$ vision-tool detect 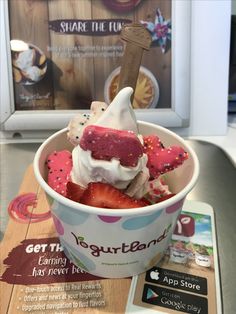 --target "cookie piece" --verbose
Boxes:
[67,101,108,146]
[143,135,188,178]
[80,125,143,167]
[46,150,72,196]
